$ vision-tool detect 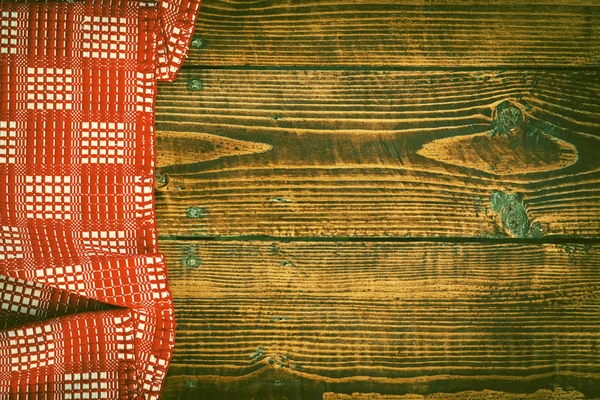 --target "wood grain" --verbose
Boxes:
[157,131,272,167]
[185,0,600,68]
[159,240,600,399]
[160,5,600,398]
[322,389,591,399]
[155,69,600,238]
[417,131,579,175]
[323,387,584,400]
